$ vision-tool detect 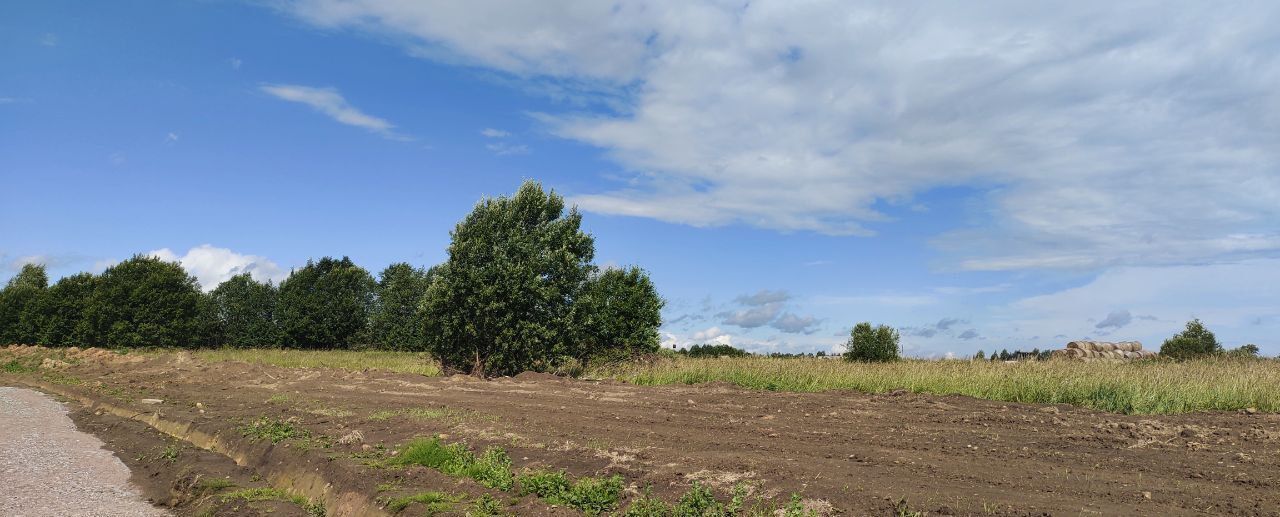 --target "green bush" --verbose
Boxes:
[277,257,376,349]
[676,481,724,516]
[34,272,97,347]
[0,264,48,345]
[371,263,434,351]
[843,322,900,362]
[86,255,205,348]
[421,181,596,376]
[1159,319,1223,360]
[210,273,283,348]
[571,266,665,362]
